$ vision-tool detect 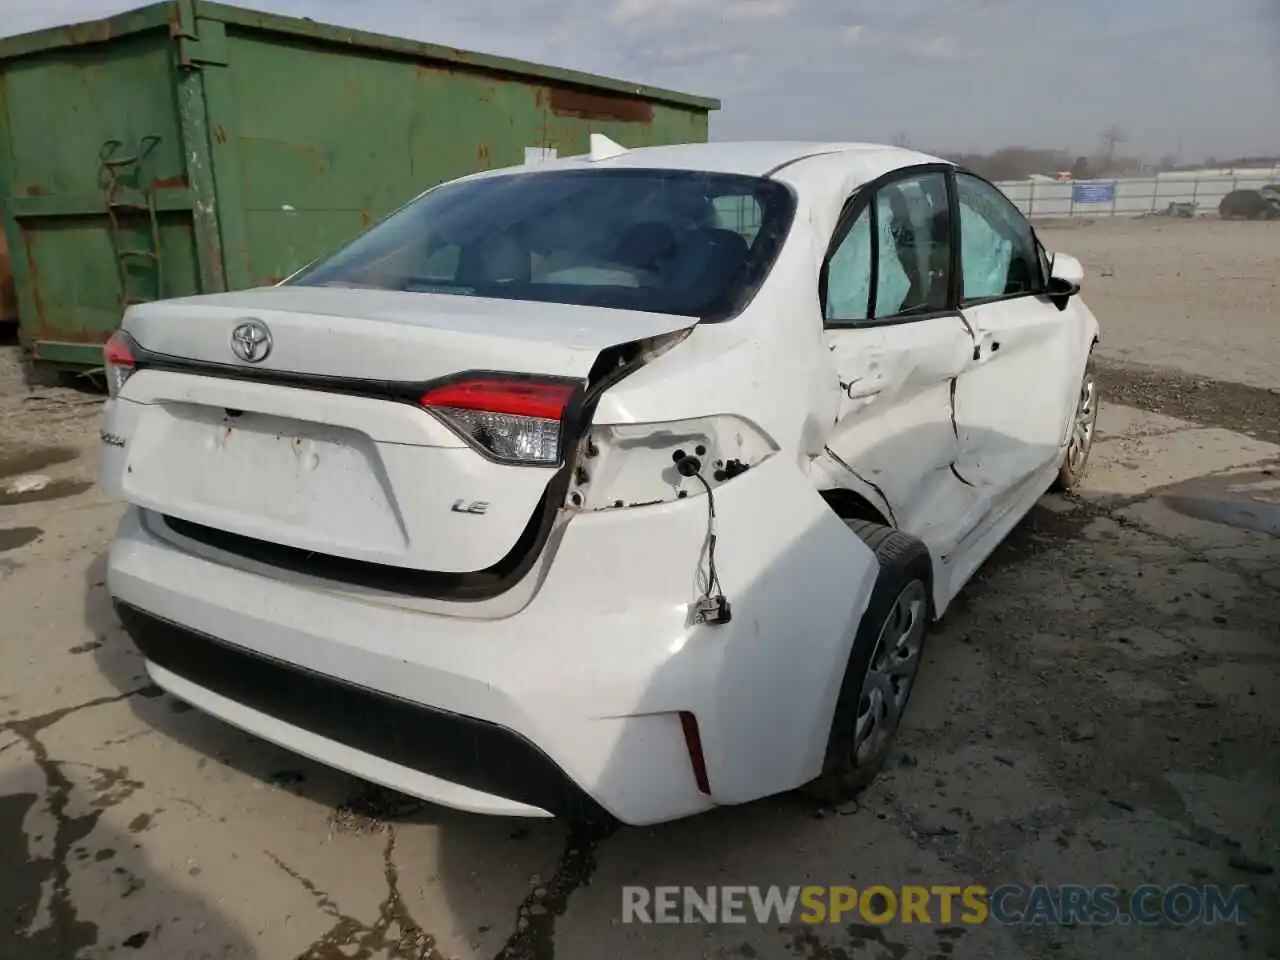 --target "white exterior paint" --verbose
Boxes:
[100,140,1100,825]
